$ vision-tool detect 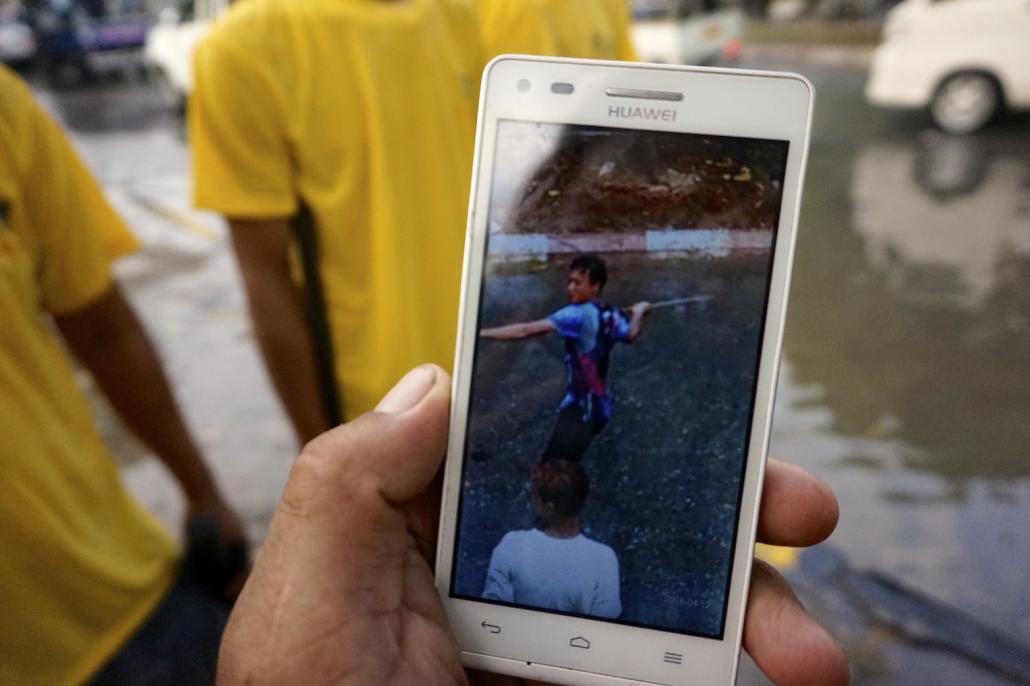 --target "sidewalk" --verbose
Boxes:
[488,228,771,259]
[741,42,874,69]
